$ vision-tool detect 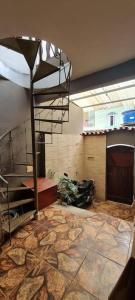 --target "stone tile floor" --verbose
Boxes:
[89,200,135,221]
[0,204,134,300]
